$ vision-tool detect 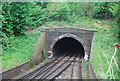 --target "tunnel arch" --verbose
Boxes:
[49,33,87,58]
